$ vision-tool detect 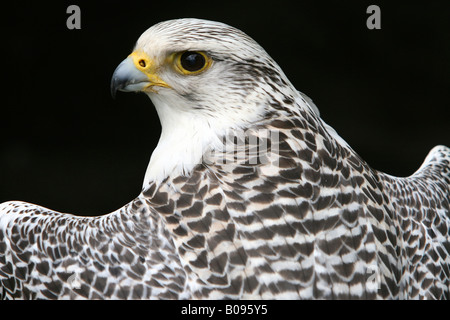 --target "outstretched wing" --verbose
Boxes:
[0,199,187,299]
[378,145,450,299]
